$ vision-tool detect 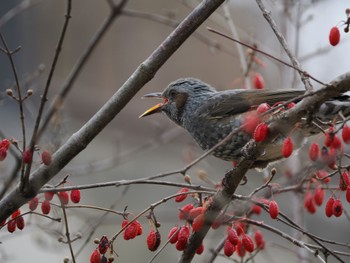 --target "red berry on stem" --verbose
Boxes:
[58,191,69,205]
[304,191,316,214]
[236,240,246,257]
[313,187,325,206]
[256,103,270,114]
[7,220,16,233]
[254,230,265,249]
[269,200,279,219]
[196,243,204,255]
[254,123,269,142]
[168,227,179,244]
[189,207,204,219]
[175,188,189,202]
[224,238,235,257]
[242,234,254,252]
[309,143,319,161]
[346,187,350,203]
[0,139,10,150]
[41,200,51,214]
[342,125,350,144]
[90,249,101,263]
[16,216,25,230]
[192,214,205,232]
[242,112,261,134]
[282,137,293,158]
[147,229,161,251]
[253,73,265,89]
[227,227,239,245]
[98,235,109,254]
[178,203,194,220]
[339,171,350,190]
[329,26,340,46]
[325,197,335,217]
[333,199,343,217]
[28,197,39,211]
[11,209,21,219]
[44,191,54,201]
[70,189,81,203]
[316,170,330,183]
[251,204,262,215]
[22,149,33,164]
